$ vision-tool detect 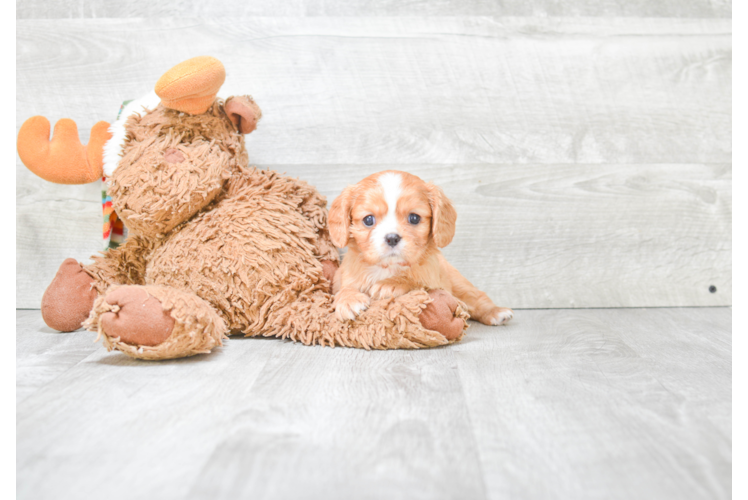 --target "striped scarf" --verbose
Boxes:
[101,100,131,249]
